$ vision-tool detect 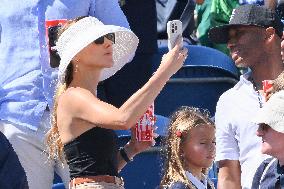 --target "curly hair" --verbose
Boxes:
[160,106,215,188]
